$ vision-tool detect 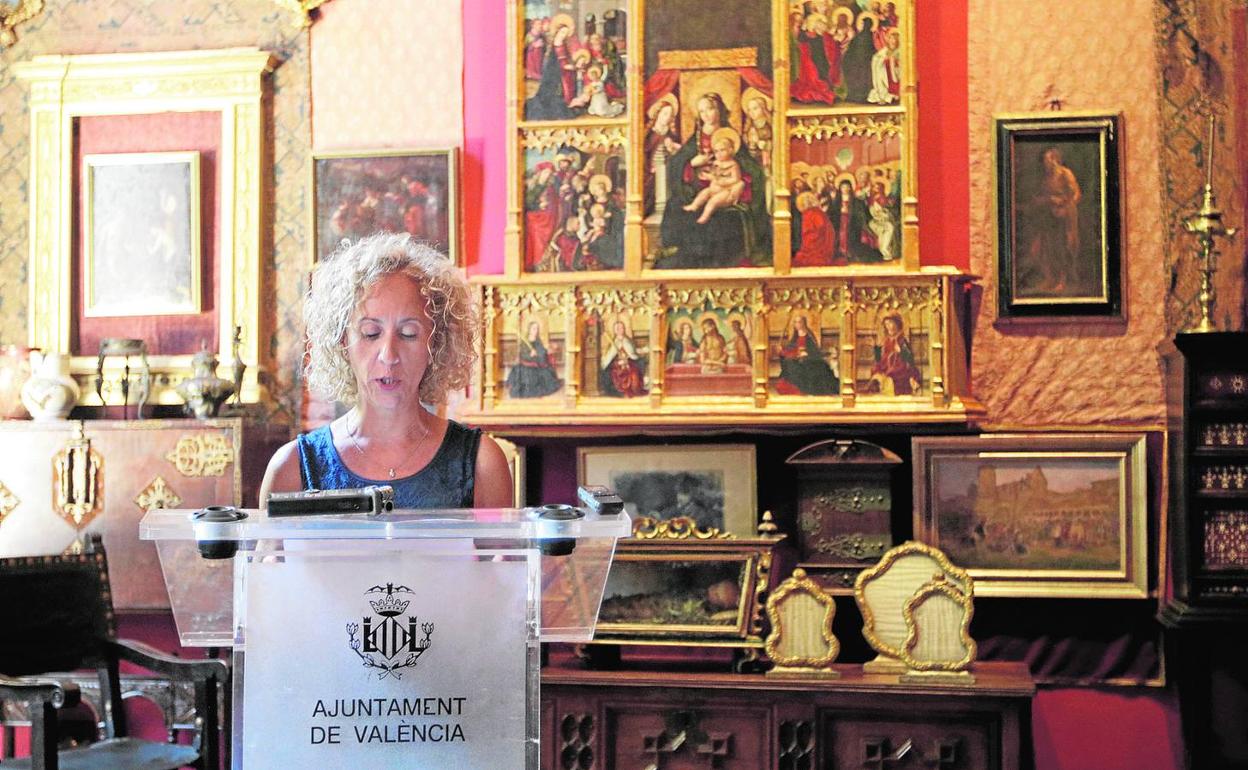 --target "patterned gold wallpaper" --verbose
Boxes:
[0,0,311,420]
[968,0,1169,428]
